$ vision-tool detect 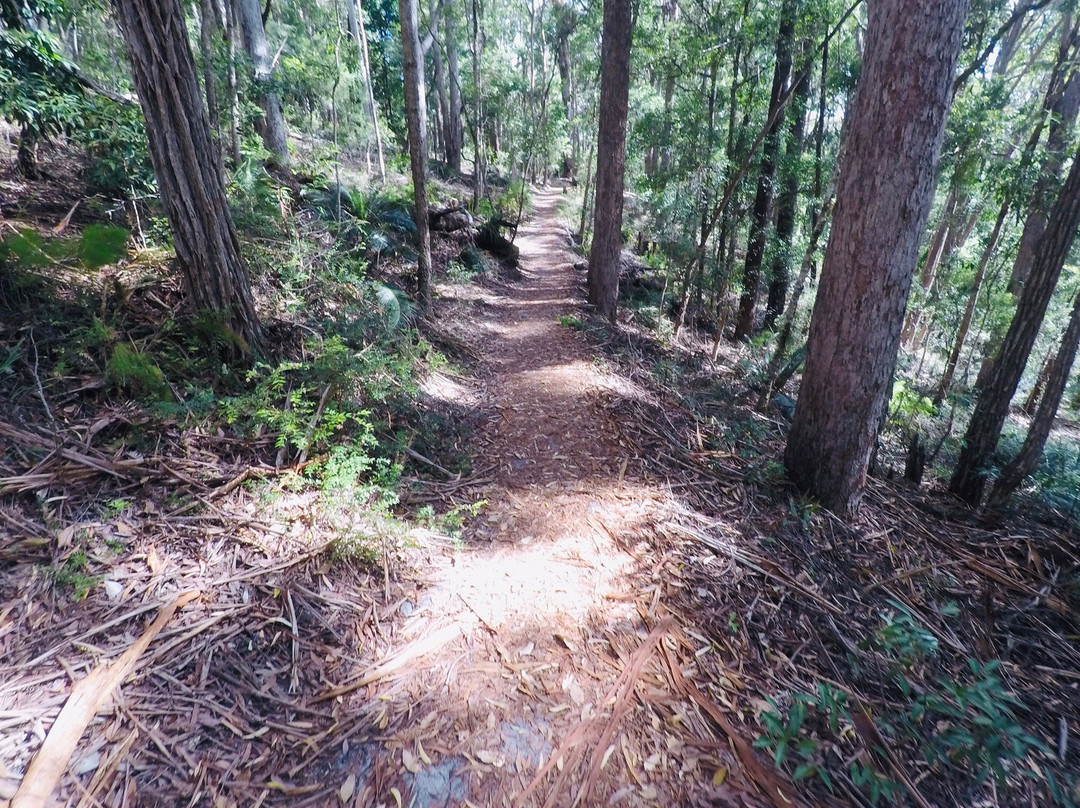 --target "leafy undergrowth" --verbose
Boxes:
[558,279,1080,807]
[0,155,493,573]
